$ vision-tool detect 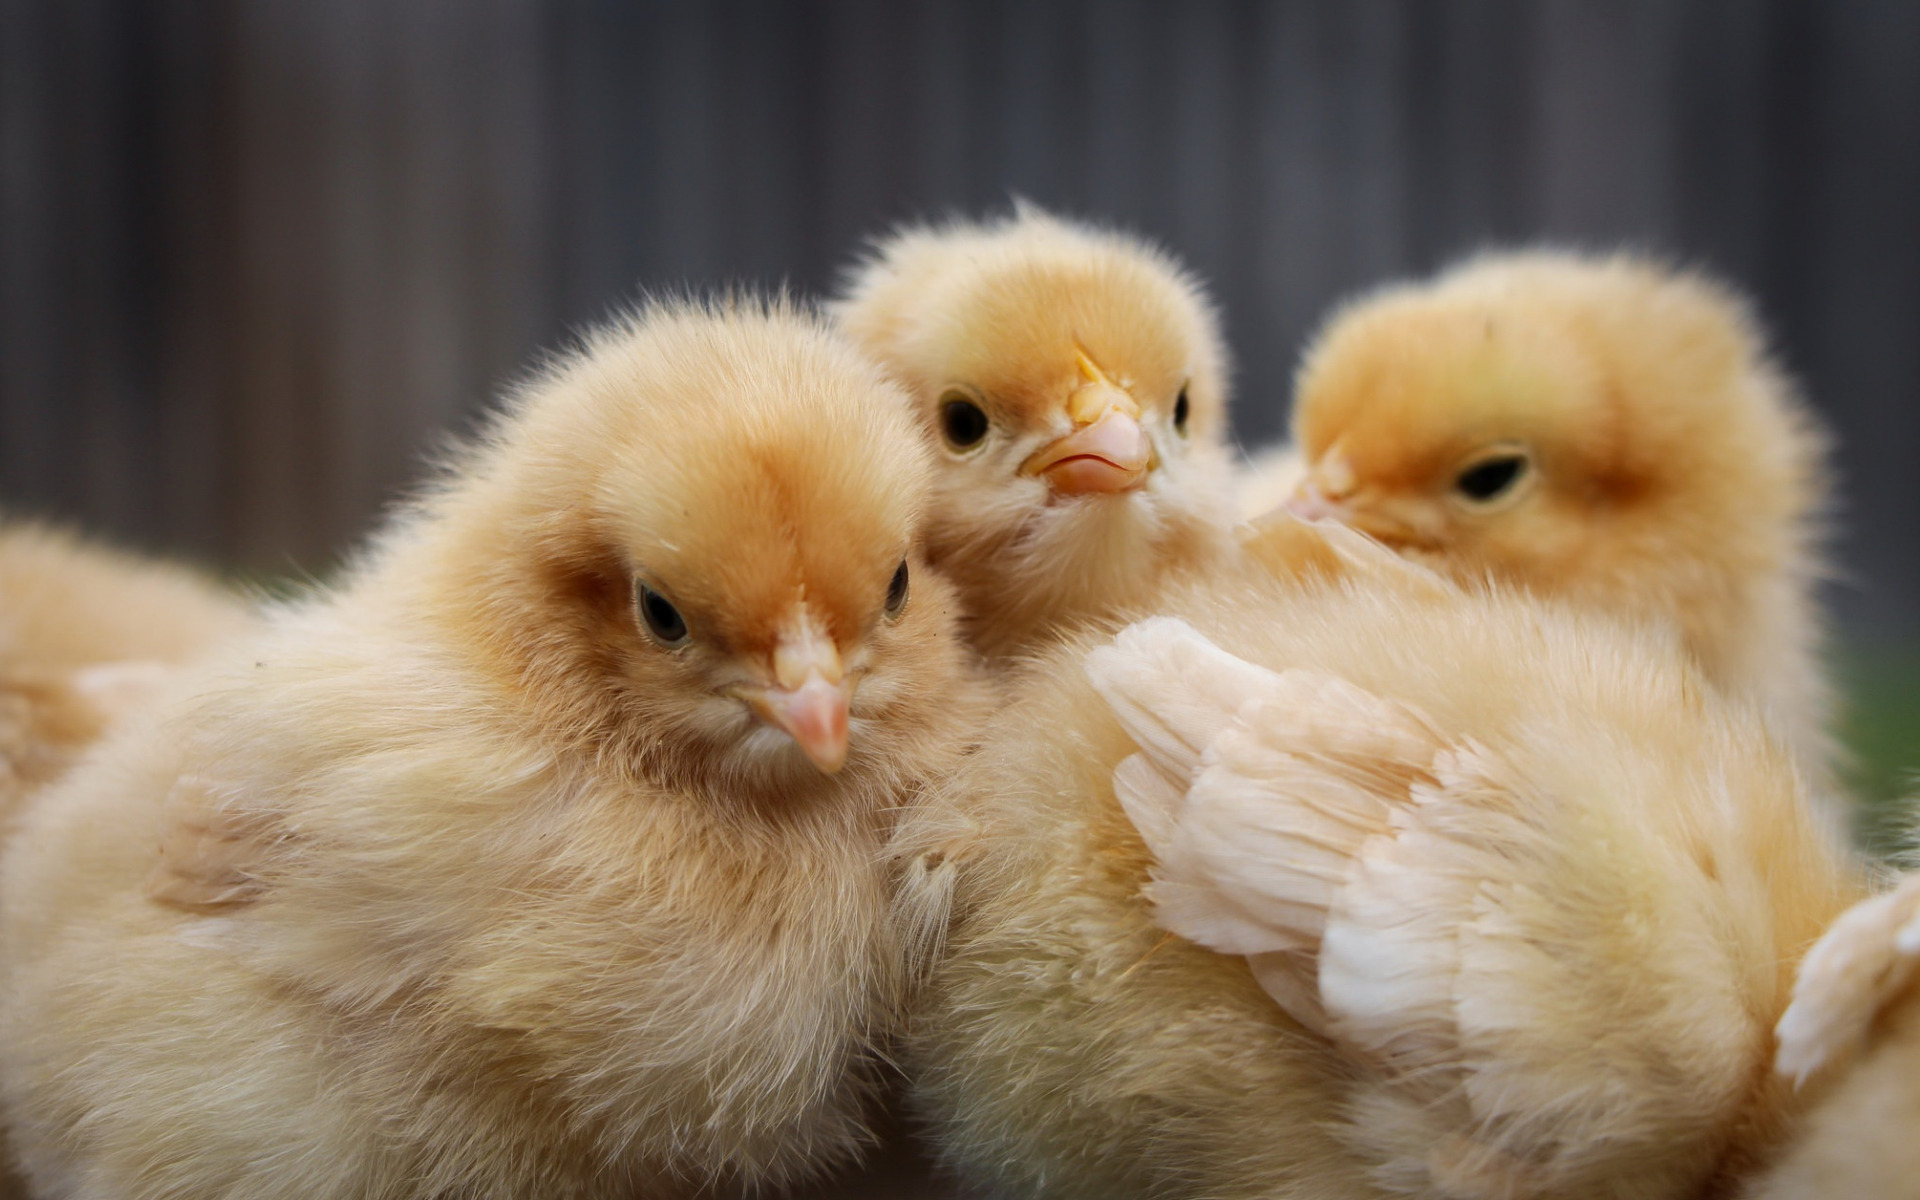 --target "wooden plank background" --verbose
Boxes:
[3,0,1918,640]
